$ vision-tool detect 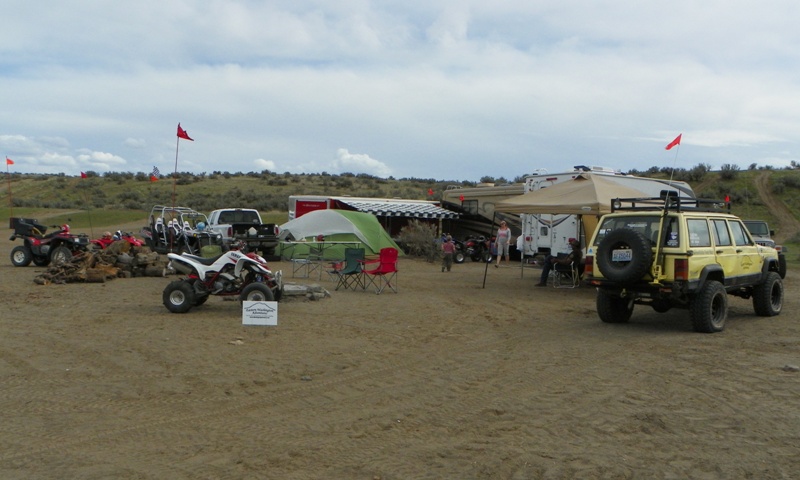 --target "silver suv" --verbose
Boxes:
[584,195,784,333]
